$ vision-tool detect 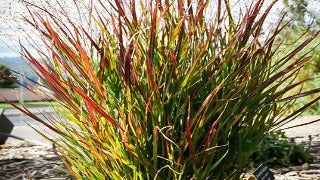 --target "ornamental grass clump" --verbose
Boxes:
[13,0,320,179]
